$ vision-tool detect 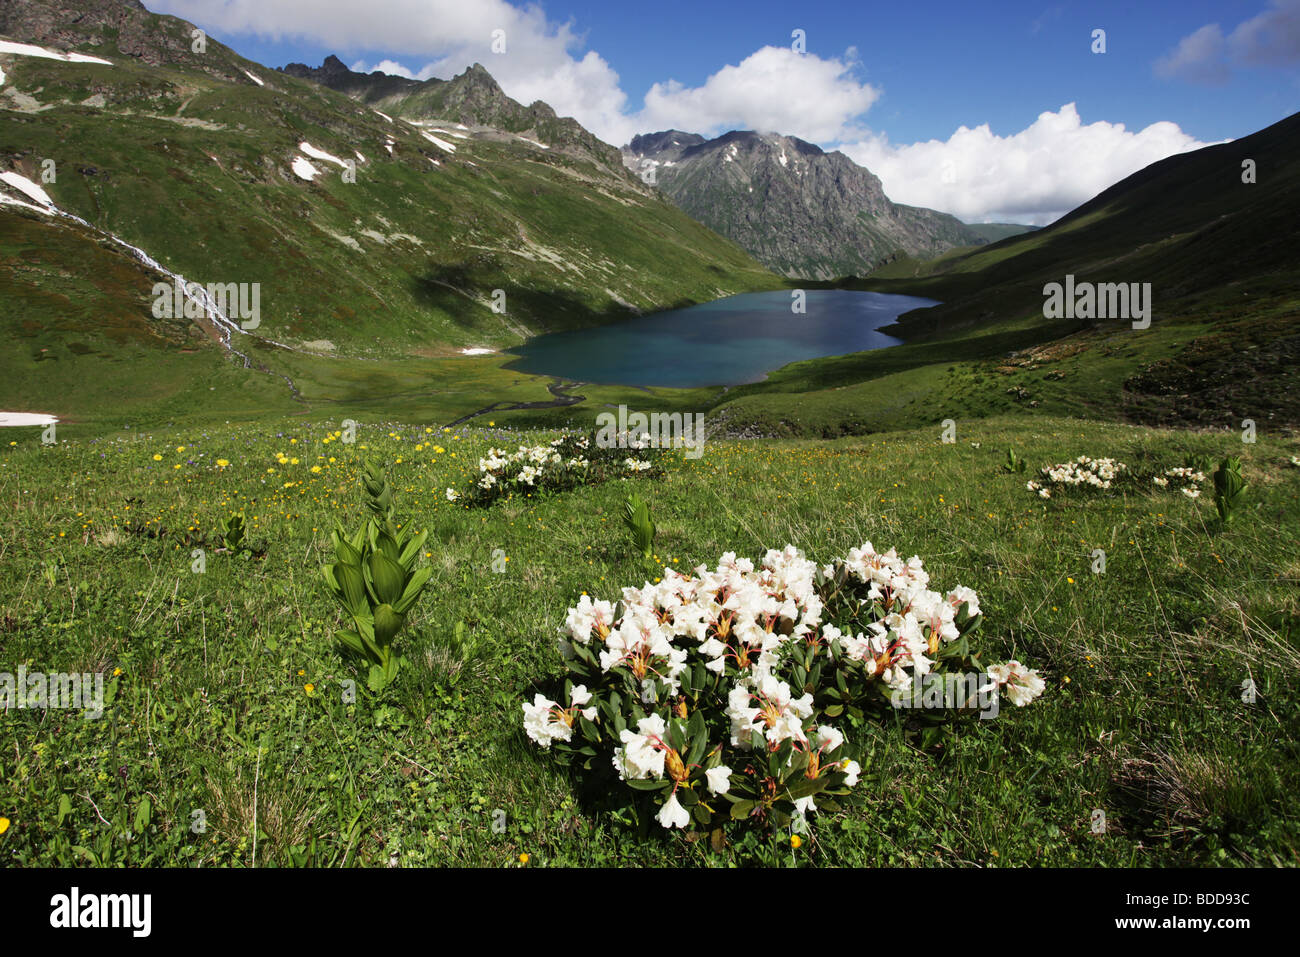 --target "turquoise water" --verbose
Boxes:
[503,289,938,387]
